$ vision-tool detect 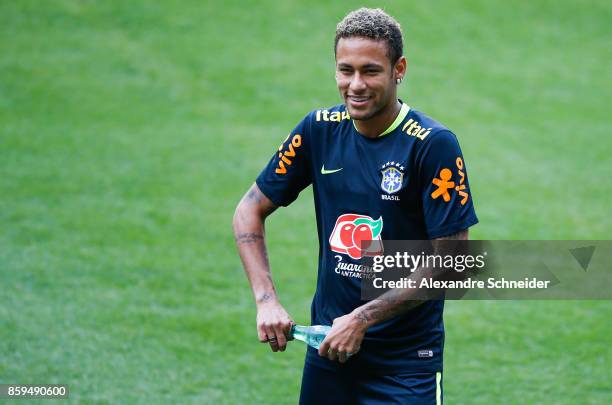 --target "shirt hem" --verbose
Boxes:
[305,350,443,375]
[428,216,479,239]
[255,178,287,207]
